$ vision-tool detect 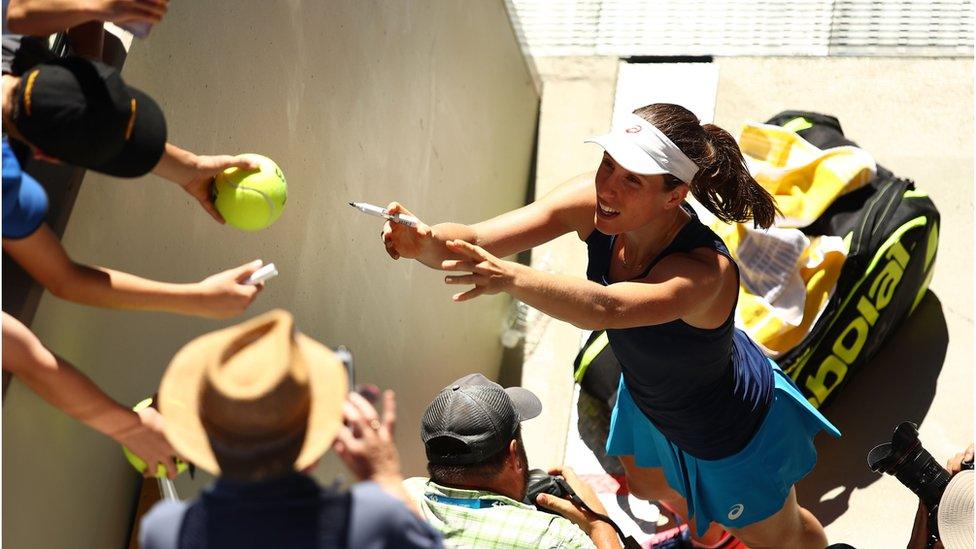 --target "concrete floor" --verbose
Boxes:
[519,56,973,549]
